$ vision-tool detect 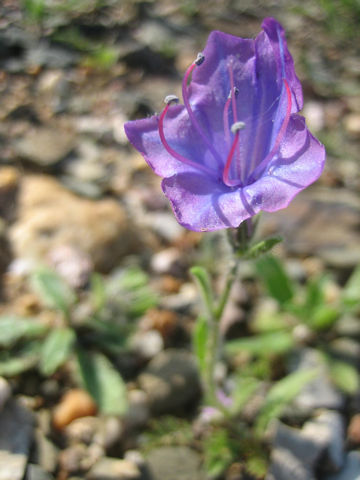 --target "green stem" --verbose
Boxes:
[205,257,240,406]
